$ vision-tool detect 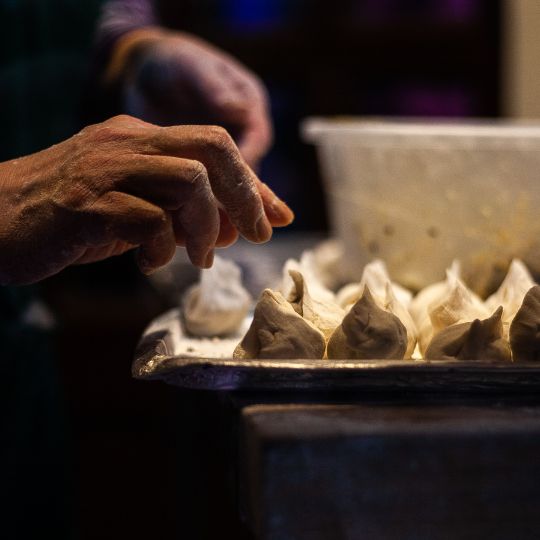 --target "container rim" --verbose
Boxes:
[302,117,540,143]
